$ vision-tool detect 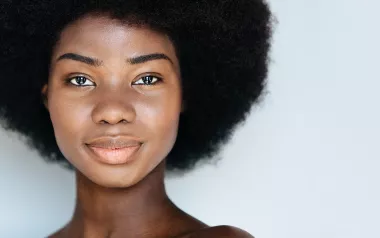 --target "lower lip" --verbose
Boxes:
[86,144,141,165]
